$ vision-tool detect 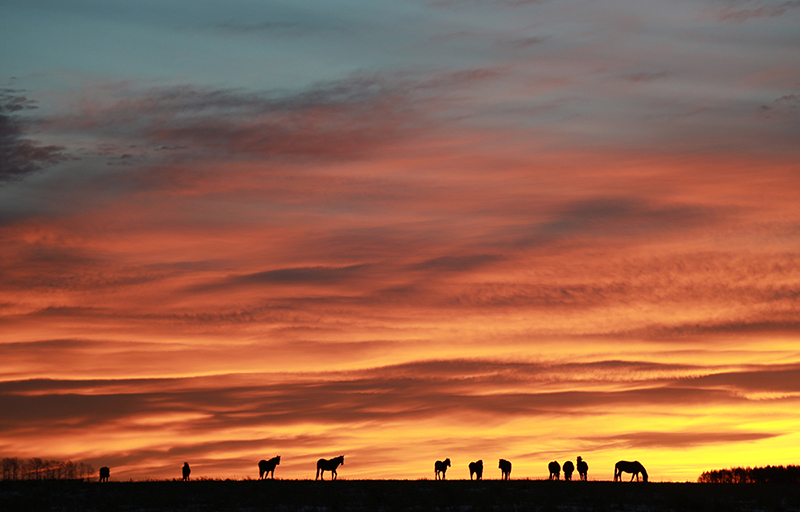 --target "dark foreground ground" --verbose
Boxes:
[3,479,800,512]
